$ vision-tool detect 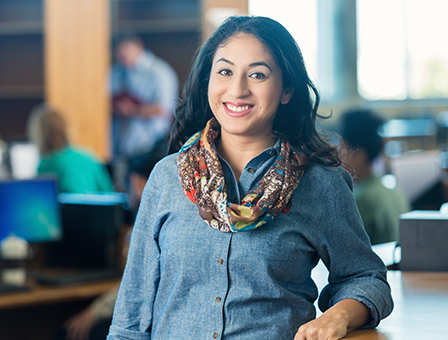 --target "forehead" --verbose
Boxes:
[213,33,275,63]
